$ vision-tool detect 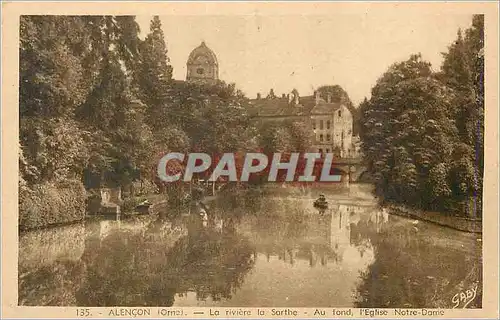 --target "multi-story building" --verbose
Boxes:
[310,91,353,157]
[250,89,356,157]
